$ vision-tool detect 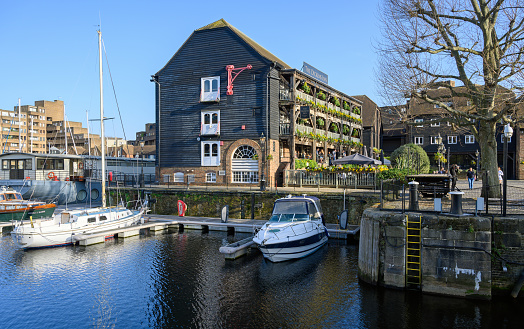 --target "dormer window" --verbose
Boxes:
[201,110,220,135]
[201,76,220,102]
